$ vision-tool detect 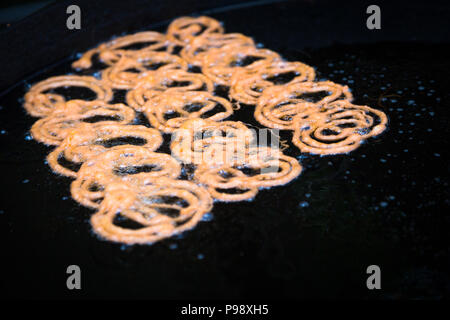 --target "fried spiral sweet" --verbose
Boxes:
[101,51,188,89]
[72,31,174,69]
[292,100,388,155]
[170,118,255,166]
[136,68,214,93]
[254,81,353,130]
[90,178,213,244]
[24,75,113,117]
[71,146,181,209]
[31,100,135,145]
[47,123,163,178]
[194,147,302,201]
[180,32,254,65]
[229,61,316,105]
[22,15,388,245]
[142,91,234,133]
[201,44,281,85]
[126,69,215,112]
[167,16,224,46]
